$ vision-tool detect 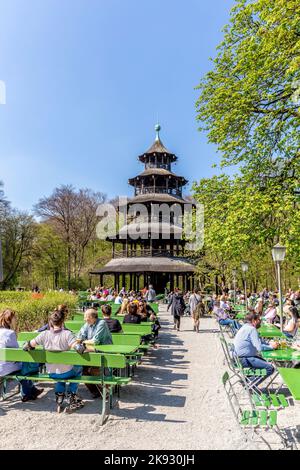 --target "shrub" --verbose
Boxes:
[0,292,78,331]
